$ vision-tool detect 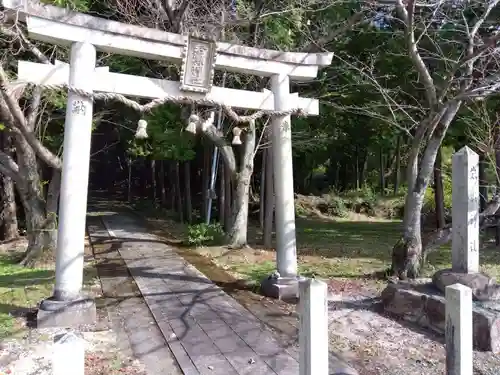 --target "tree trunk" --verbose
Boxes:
[379,146,385,195]
[394,136,401,195]
[355,146,360,190]
[151,159,157,203]
[230,173,251,247]
[1,174,18,241]
[44,168,61,252]
[160,160,167,206]
[17,167,55,267]
[494,119,500,187]
[434,147,446,229]
[360,152,368,187]
[18,168,58,268]
[169,161,175,209]
[496,149,500,188]
[224,161,232,233]
[263,143,274,248]
[175,161,183,223]
[184,160,192,223]
[11,129,52,266]
[334,161,340,189]
[229,121,256,248]
[1,133,18,240]
[259,149,266,229]
[391,190,424,279]
[127,157,132,202]
[392,102,461,278]
[219,158,225,227]
[20,195,50,267]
